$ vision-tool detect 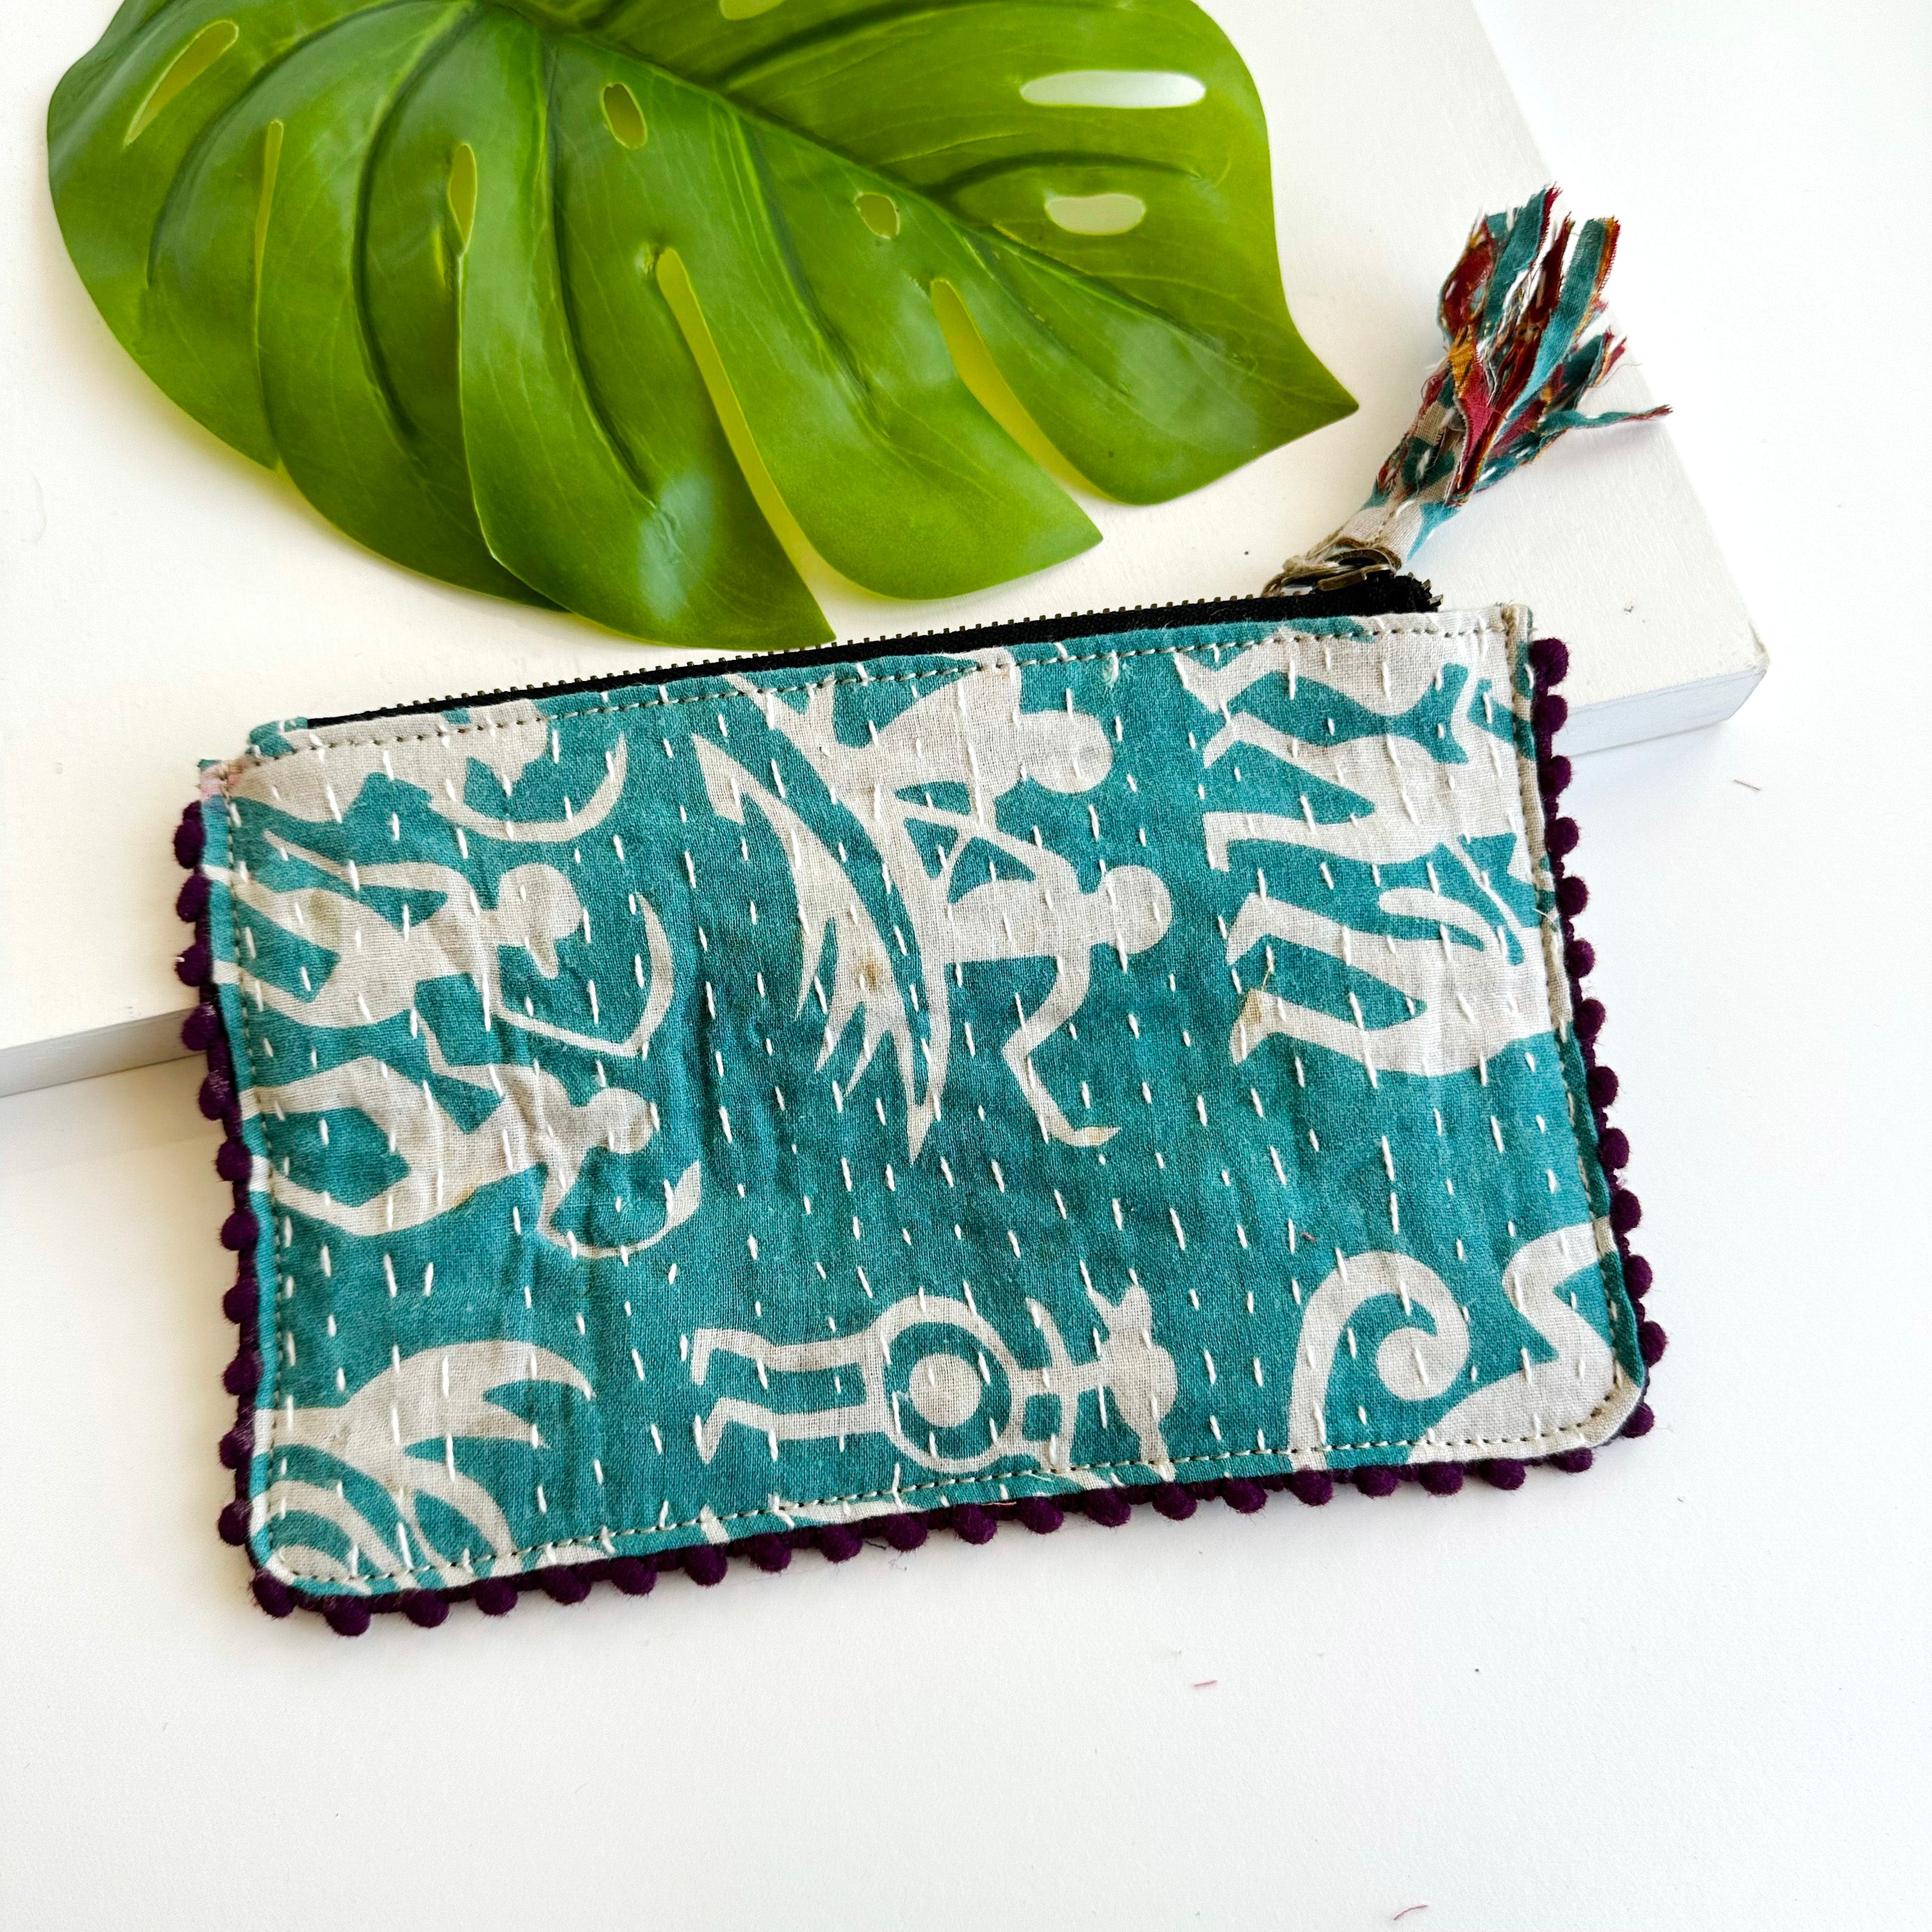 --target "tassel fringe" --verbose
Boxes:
[1269,187,1667,594]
